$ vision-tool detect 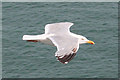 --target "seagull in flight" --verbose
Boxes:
[22,22,95,64]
